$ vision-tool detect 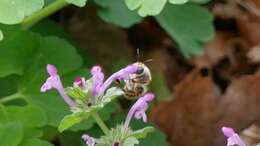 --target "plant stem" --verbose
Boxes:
[91,112,110,135]
[22,0,69,29]
[0,92,24,104]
